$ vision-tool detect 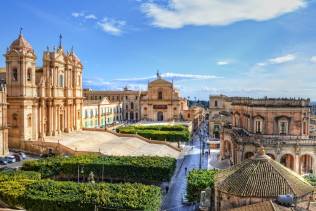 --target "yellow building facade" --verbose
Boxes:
[140,73,188,121]
[3,33,83,149]
[83,97,123,128]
